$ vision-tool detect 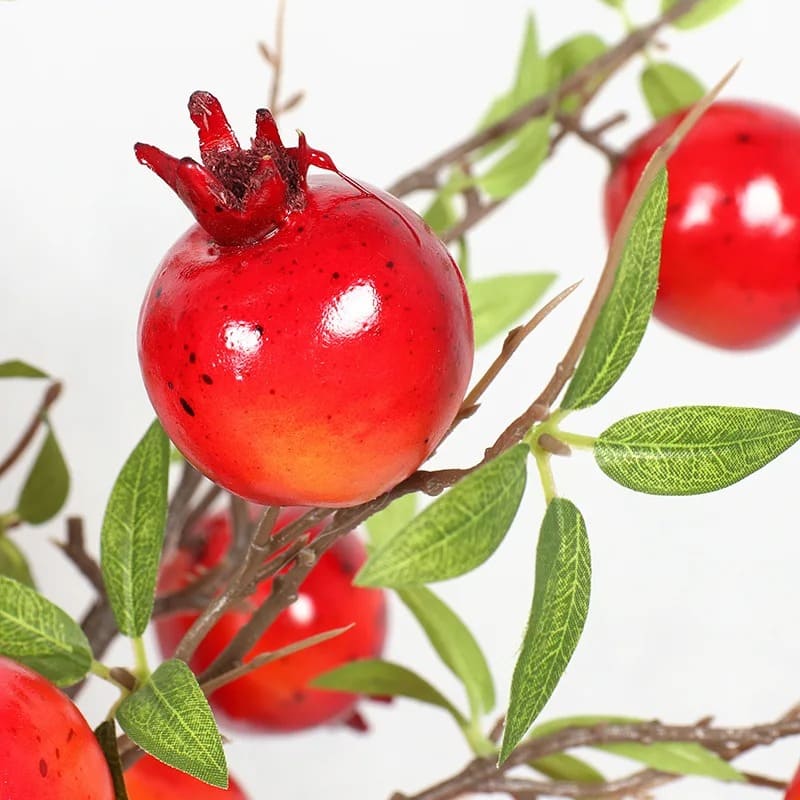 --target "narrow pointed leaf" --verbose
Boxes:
[641,62,705,119]
[531,715,743,780]
[500,499,591,763]
[367,494,418,549]
[595,406,800,495]
[397,585,495,717]
[0,575,91,685]
[16,425,70,525]
[530,753,605,784]
[100,420,169,637]
[312,658,466,724]
[0,537,35,588]
[117,659,227,788]
[562,169,668,410]
[0,360,48,379]
[356,445,528,587]
[467,273,557,347]
[662,0,742,29]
